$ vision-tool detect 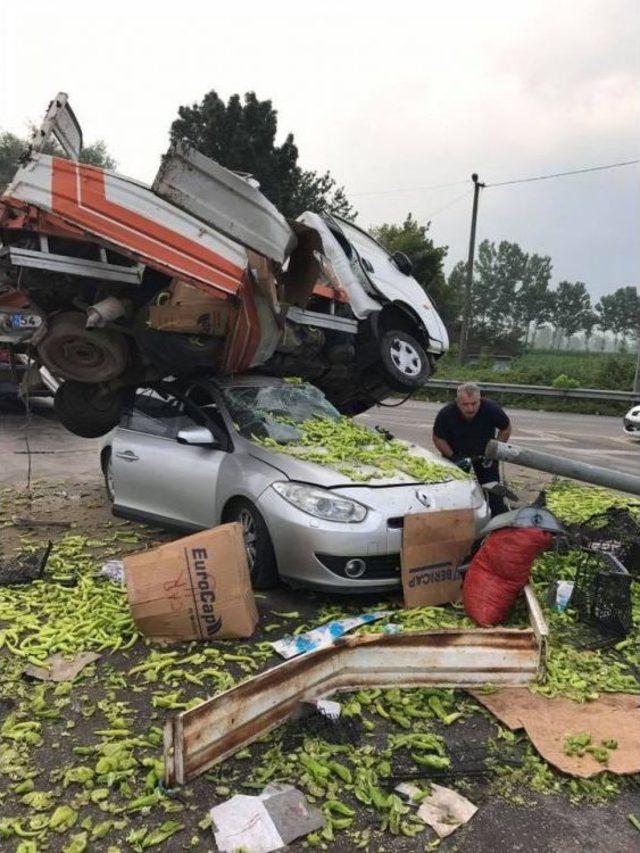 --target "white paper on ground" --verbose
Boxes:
[416,783,477,838]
